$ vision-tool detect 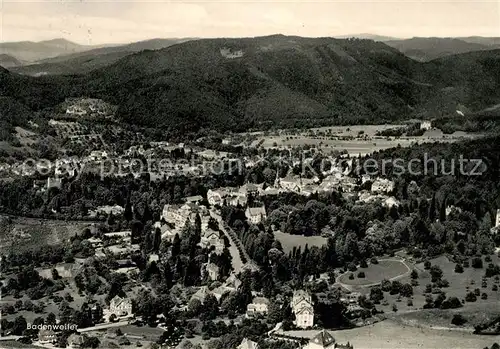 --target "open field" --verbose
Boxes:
[374,254,500,321]
[279,319,500,349]
[338,259,411,286]
[249,125,481,155]
[0,215,93,253]
[273,231,327,254]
